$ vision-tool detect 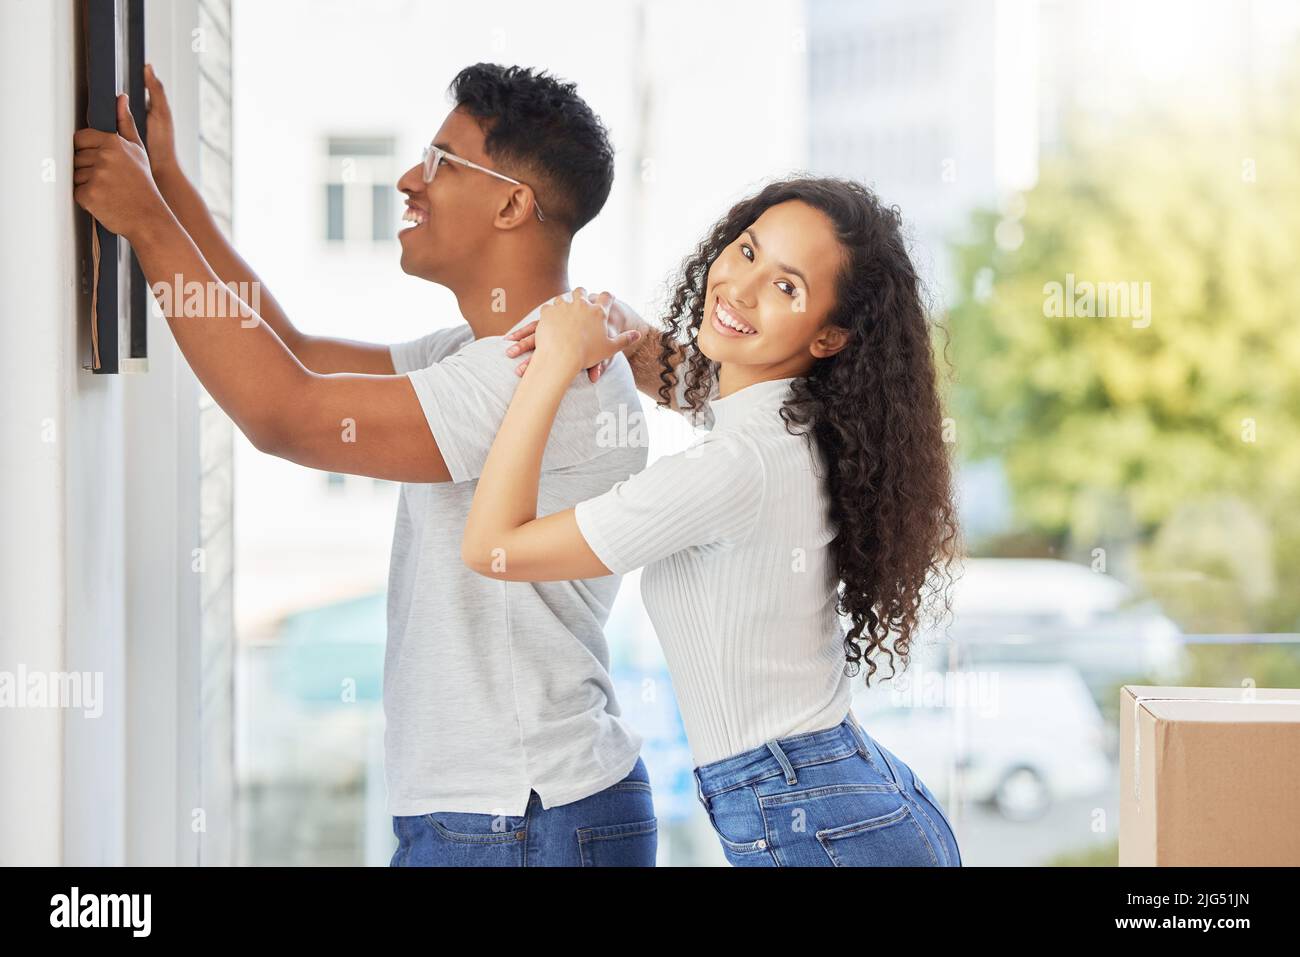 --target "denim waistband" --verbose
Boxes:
[693,711,890,801]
